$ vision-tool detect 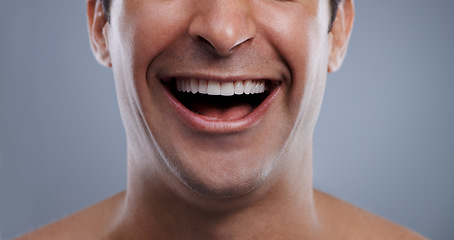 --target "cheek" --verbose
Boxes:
[108,0,194,126]
[113,1,192,72]
[257,4,329,105]
[252,1,331,131]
